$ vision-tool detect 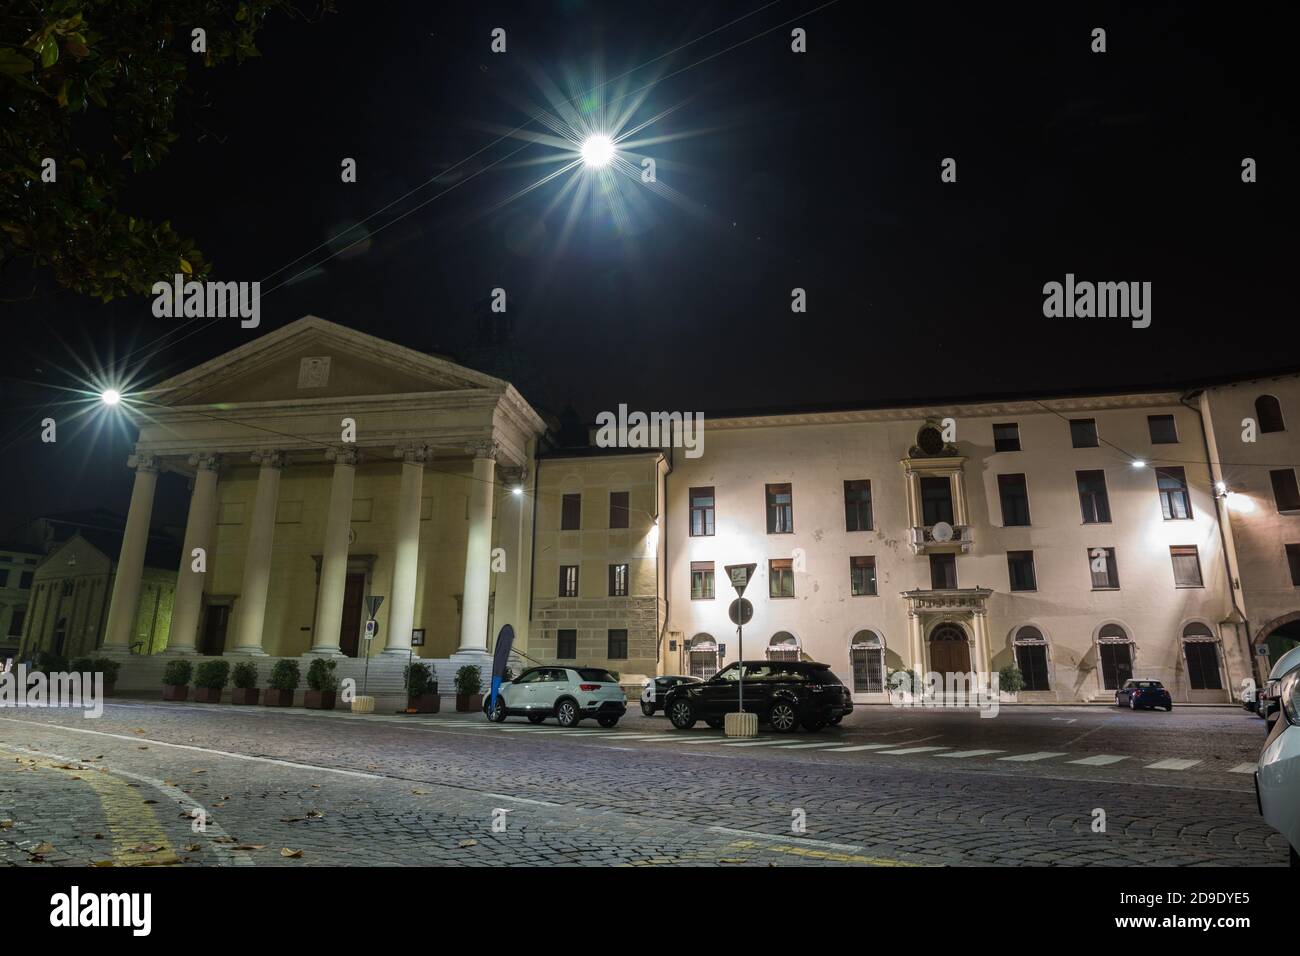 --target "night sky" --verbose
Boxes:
[1,1,1295,534]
